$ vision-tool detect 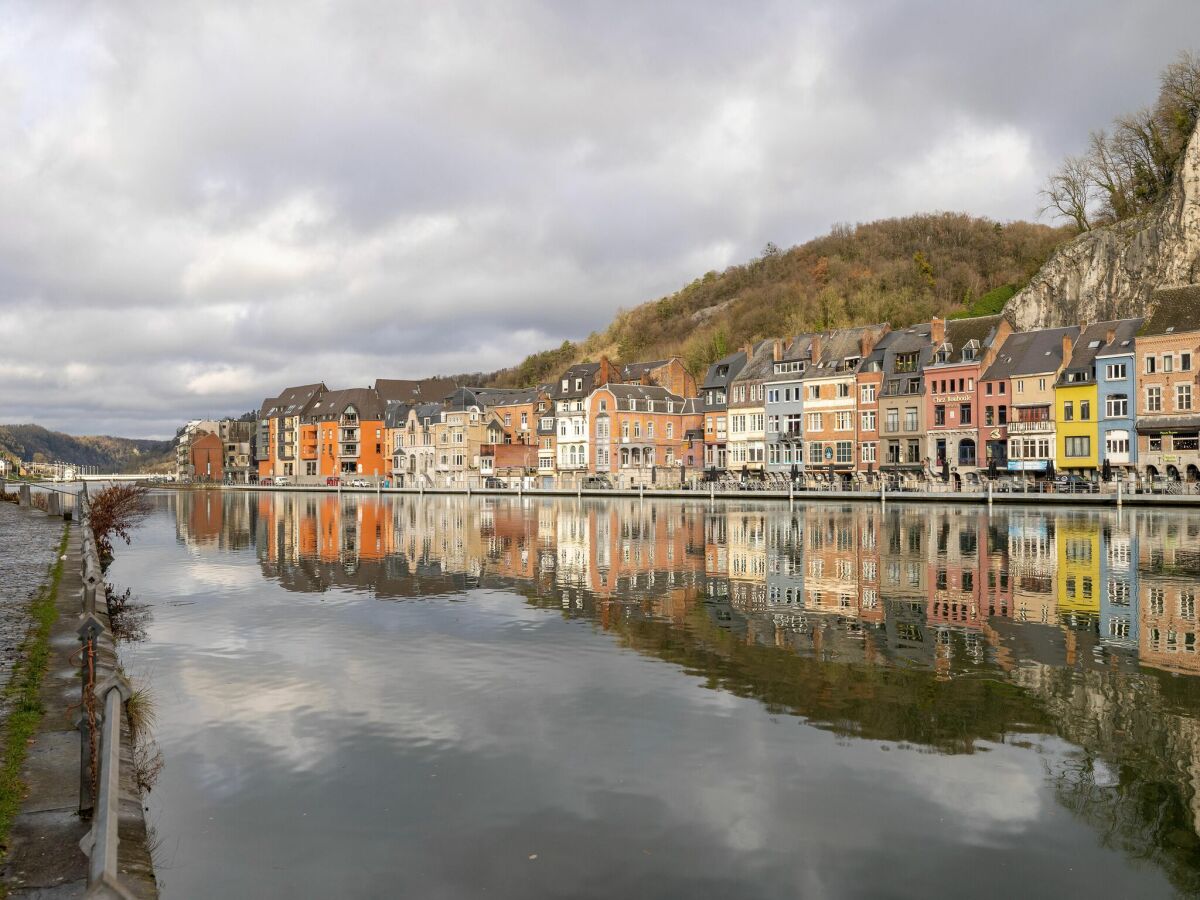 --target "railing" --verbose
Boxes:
[75,485,137,897]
